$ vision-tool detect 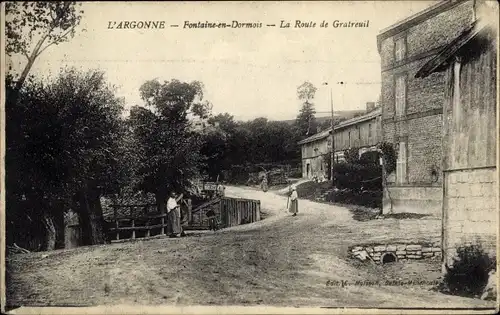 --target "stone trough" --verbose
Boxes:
[349,242,442,264]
